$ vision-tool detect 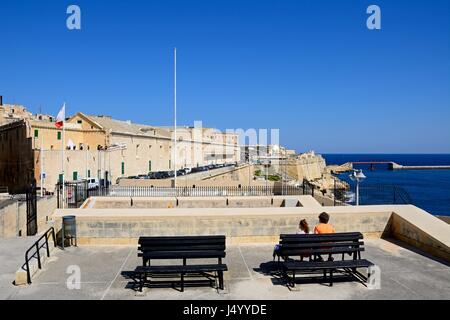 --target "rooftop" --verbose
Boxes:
[2,238,449,300]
